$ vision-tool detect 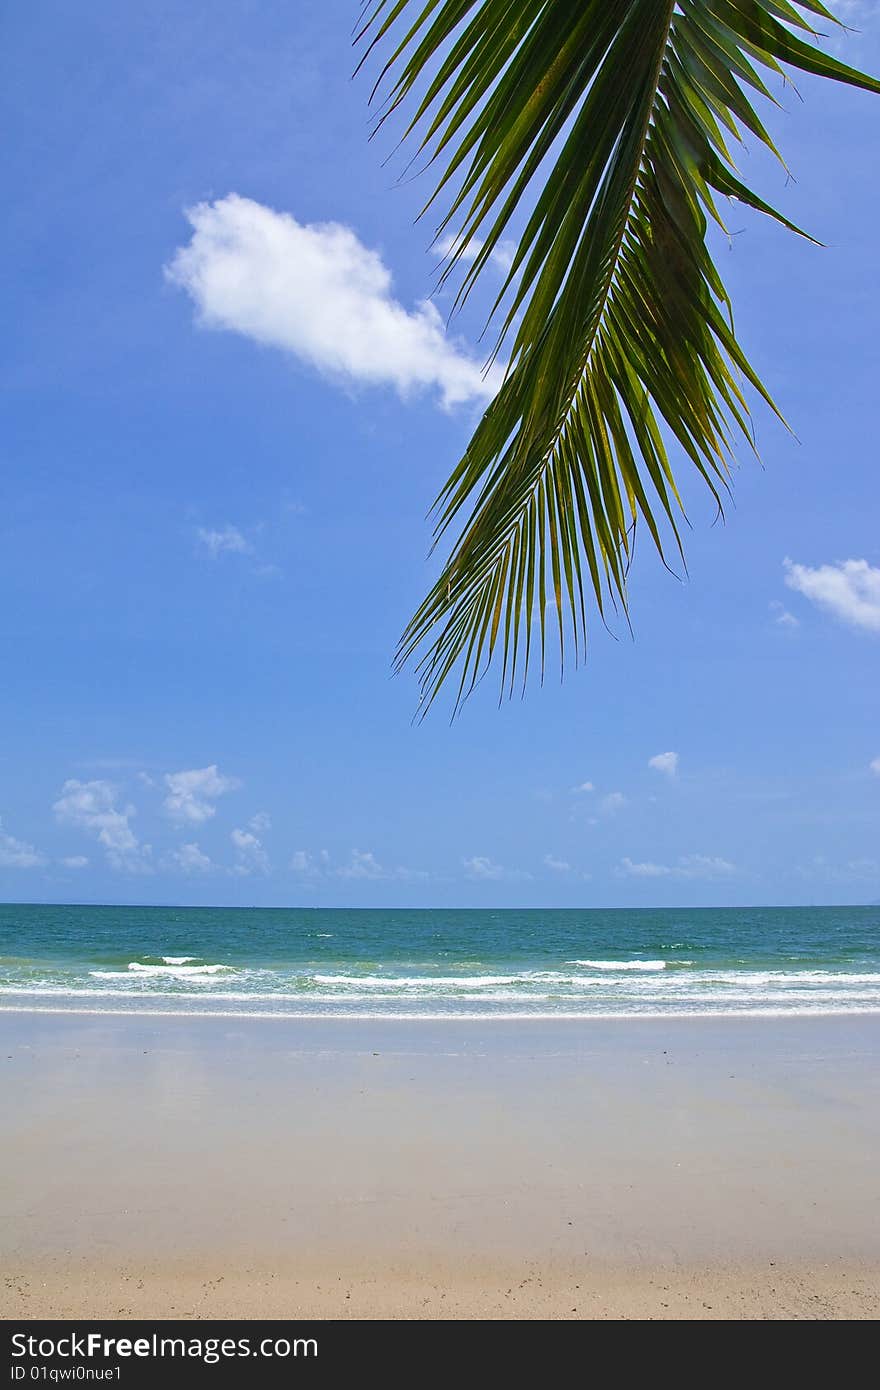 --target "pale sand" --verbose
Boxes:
[1,1013,878,1319]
